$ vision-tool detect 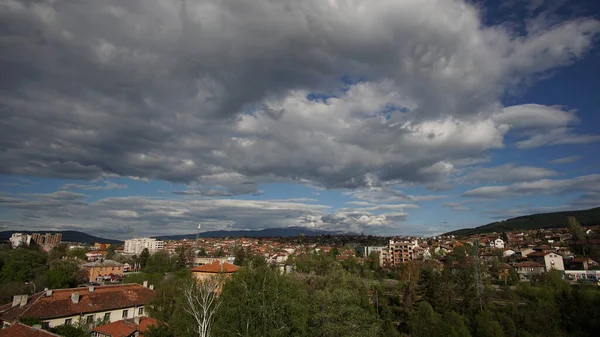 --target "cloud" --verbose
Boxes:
[0,190,420,238]
[60,180,128,191]
[495,104,600,149]
[442,202,471,212]
[549,155,581,164]
[0,0,598,192]
[347,187,447,203]
[462,174,600,198]
[461,164,558,183]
